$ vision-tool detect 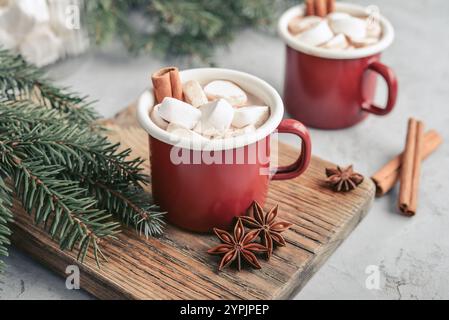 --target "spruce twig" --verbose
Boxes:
[0,49,97,126]
[84,0,292,62]
[0,49,165,269]
[0,175,13,272]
